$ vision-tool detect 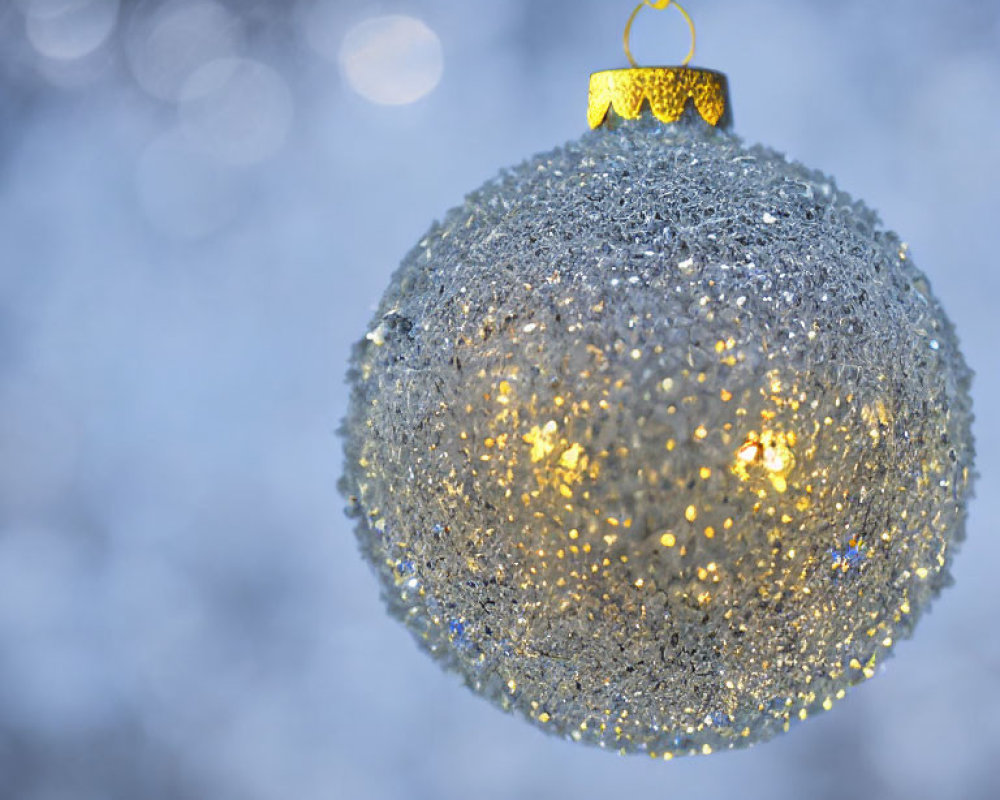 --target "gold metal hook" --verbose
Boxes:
[624,0,697,68]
